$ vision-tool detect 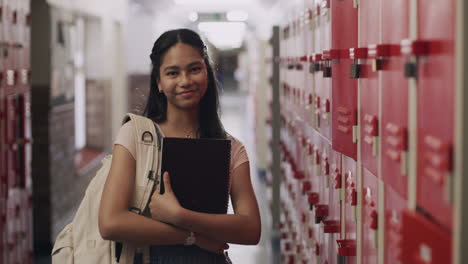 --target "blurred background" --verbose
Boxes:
[3,0,468,263]
[28,0,282,263]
